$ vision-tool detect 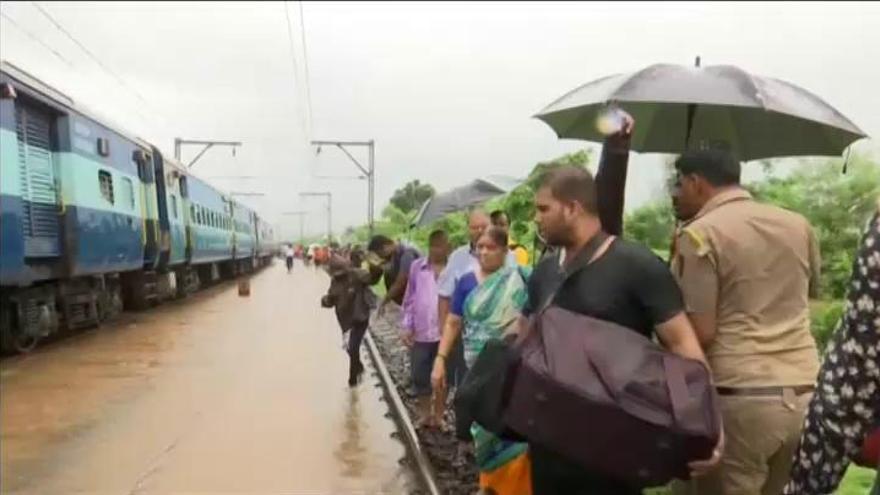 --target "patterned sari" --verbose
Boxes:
[461,265,532,495]
[784,207,880,495]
